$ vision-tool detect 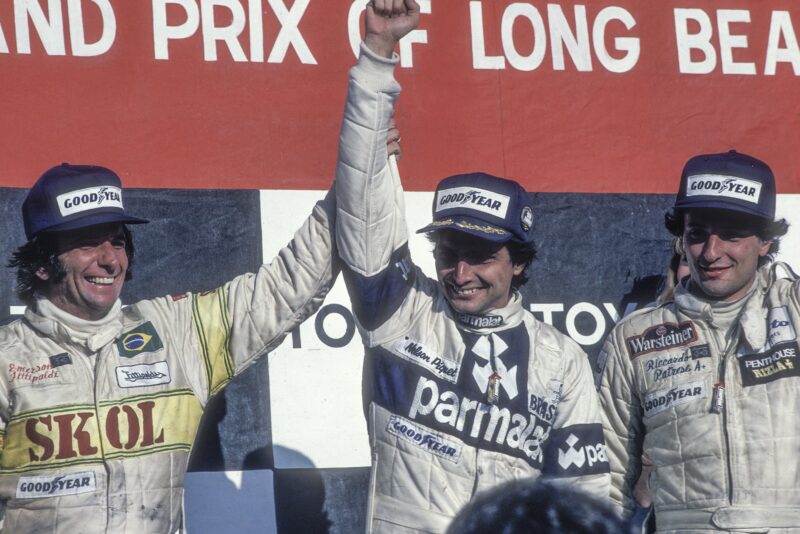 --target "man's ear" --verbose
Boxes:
[35,267,50,281]
[758,239,772,258]
[513,263,525,276]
